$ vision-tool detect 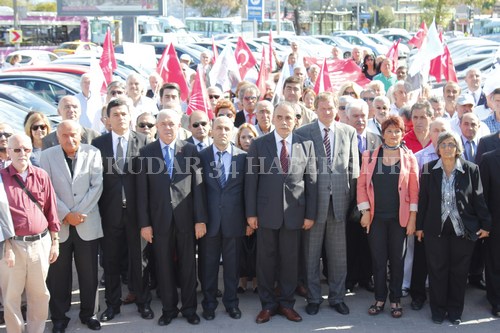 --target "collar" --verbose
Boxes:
[433,158,465,174]
[274,130,292,146]
[212,144,232,156]
[62,146,80,160]
[6,163,33,177]
[317,120,334,134]
[111,130,130,142]
[159,138,176,151]
[460,133,478,145]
